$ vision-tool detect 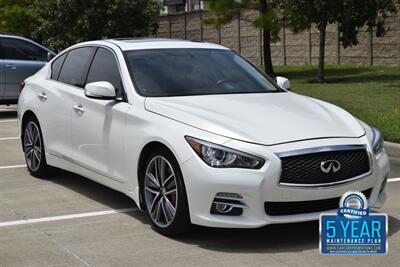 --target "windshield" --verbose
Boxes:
[125,49,283,97]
